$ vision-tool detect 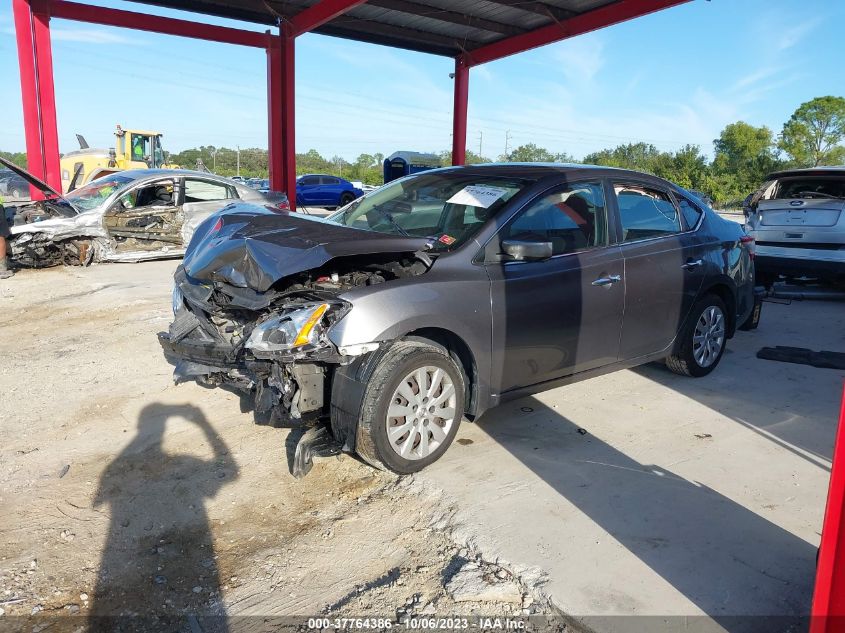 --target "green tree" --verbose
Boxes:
[439,149,492,165]
[583,142,661,171]
[499,143,574,163]
[651,145,712,192]
[0,151,27,169]
[711,122,780,203]
[779,96,845,167]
